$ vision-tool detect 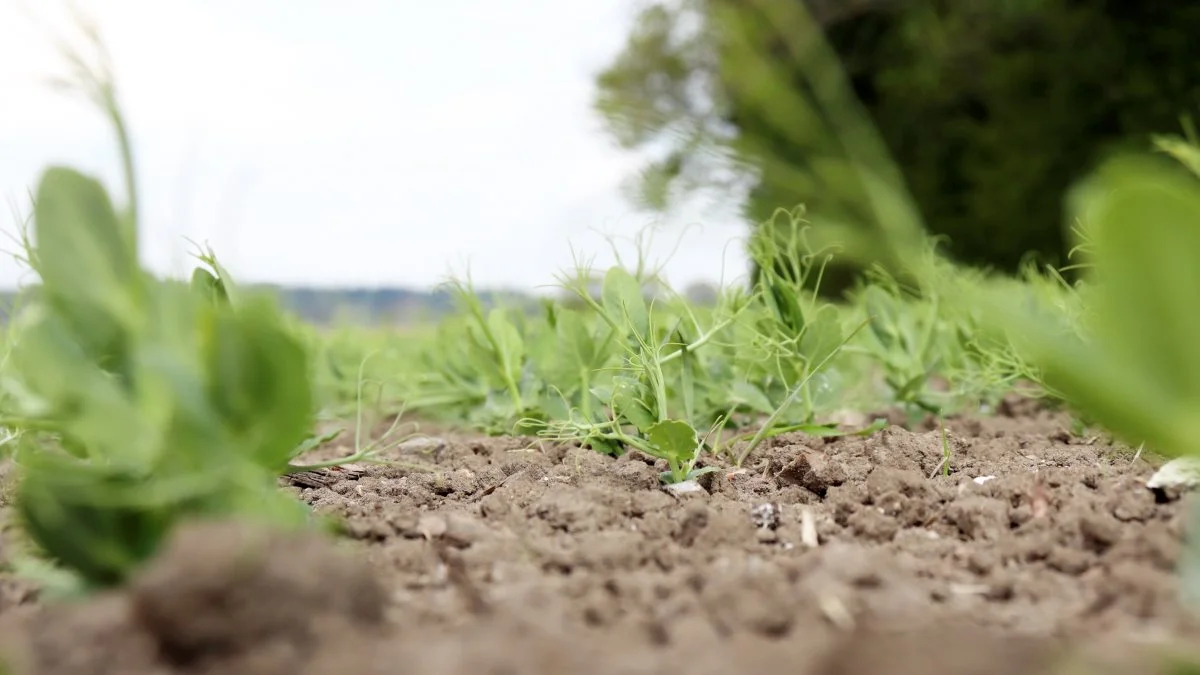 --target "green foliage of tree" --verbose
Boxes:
[596,0,1200,288]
